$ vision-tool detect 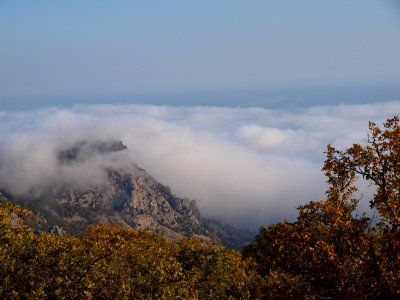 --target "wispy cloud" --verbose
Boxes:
[0,101,398,229]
